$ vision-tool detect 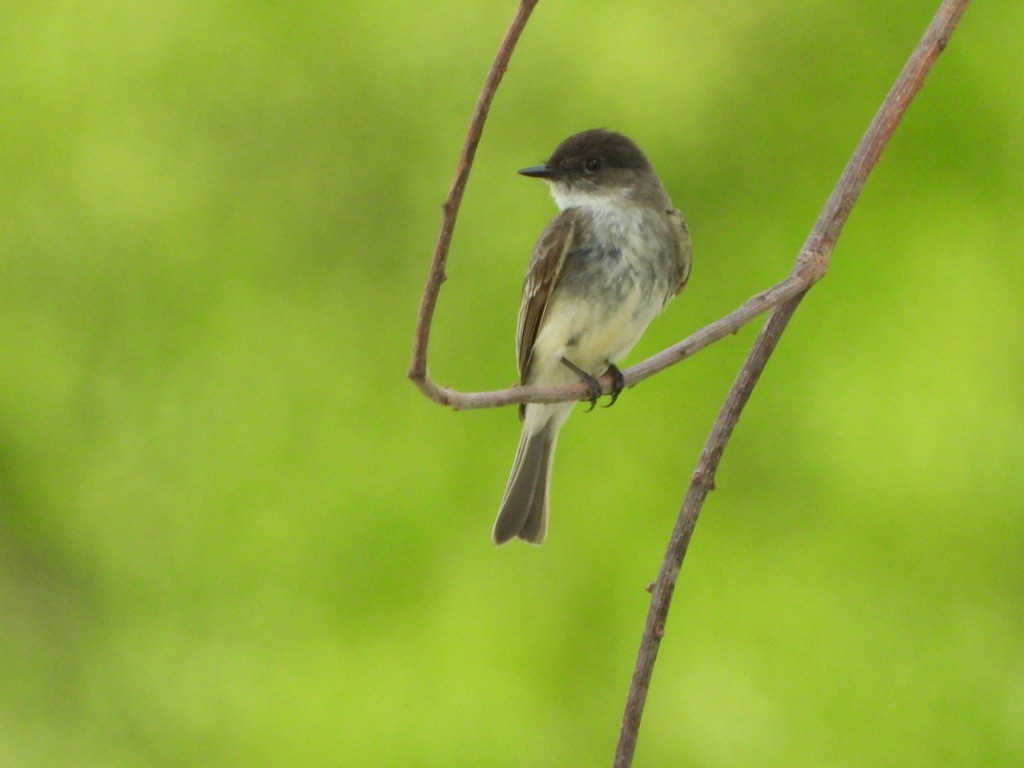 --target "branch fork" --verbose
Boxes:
[407,1,971,766]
